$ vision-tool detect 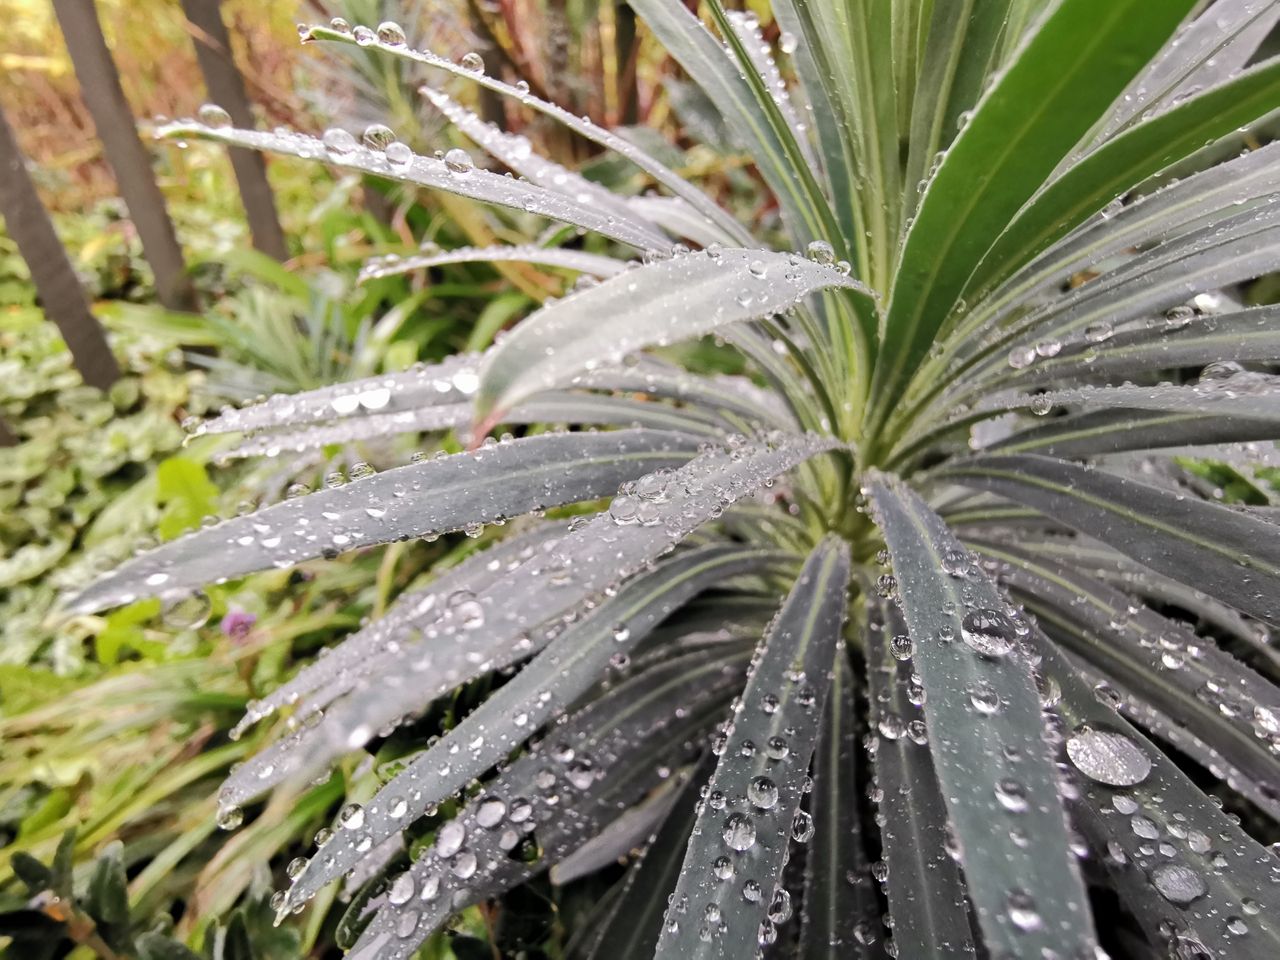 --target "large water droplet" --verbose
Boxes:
[960,608,1016,657]
[723,813,756,851]
[747,776,778,810]
[1066,727,1152,786]
[197,103,232,128]
[1151,862,1207,905]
